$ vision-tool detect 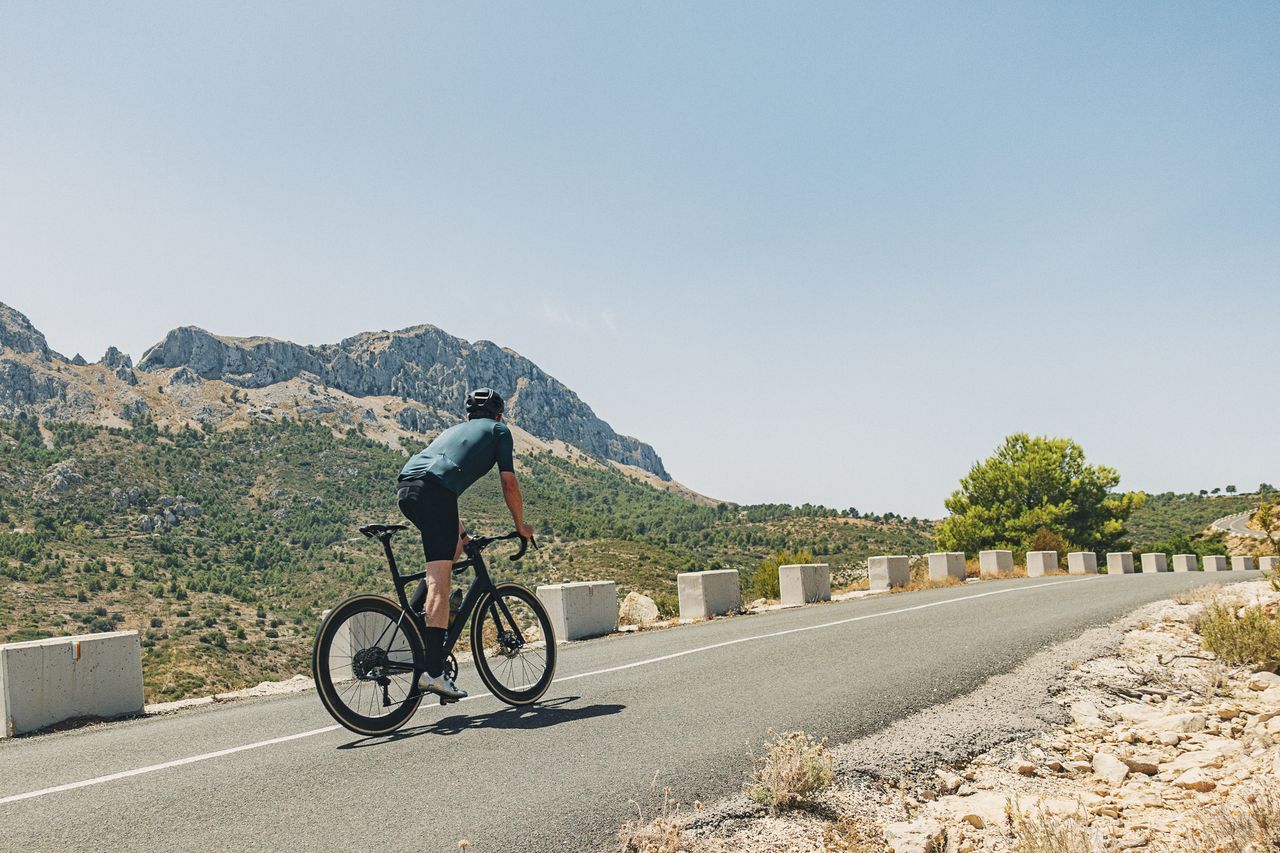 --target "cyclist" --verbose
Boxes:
[396,388,533,701]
